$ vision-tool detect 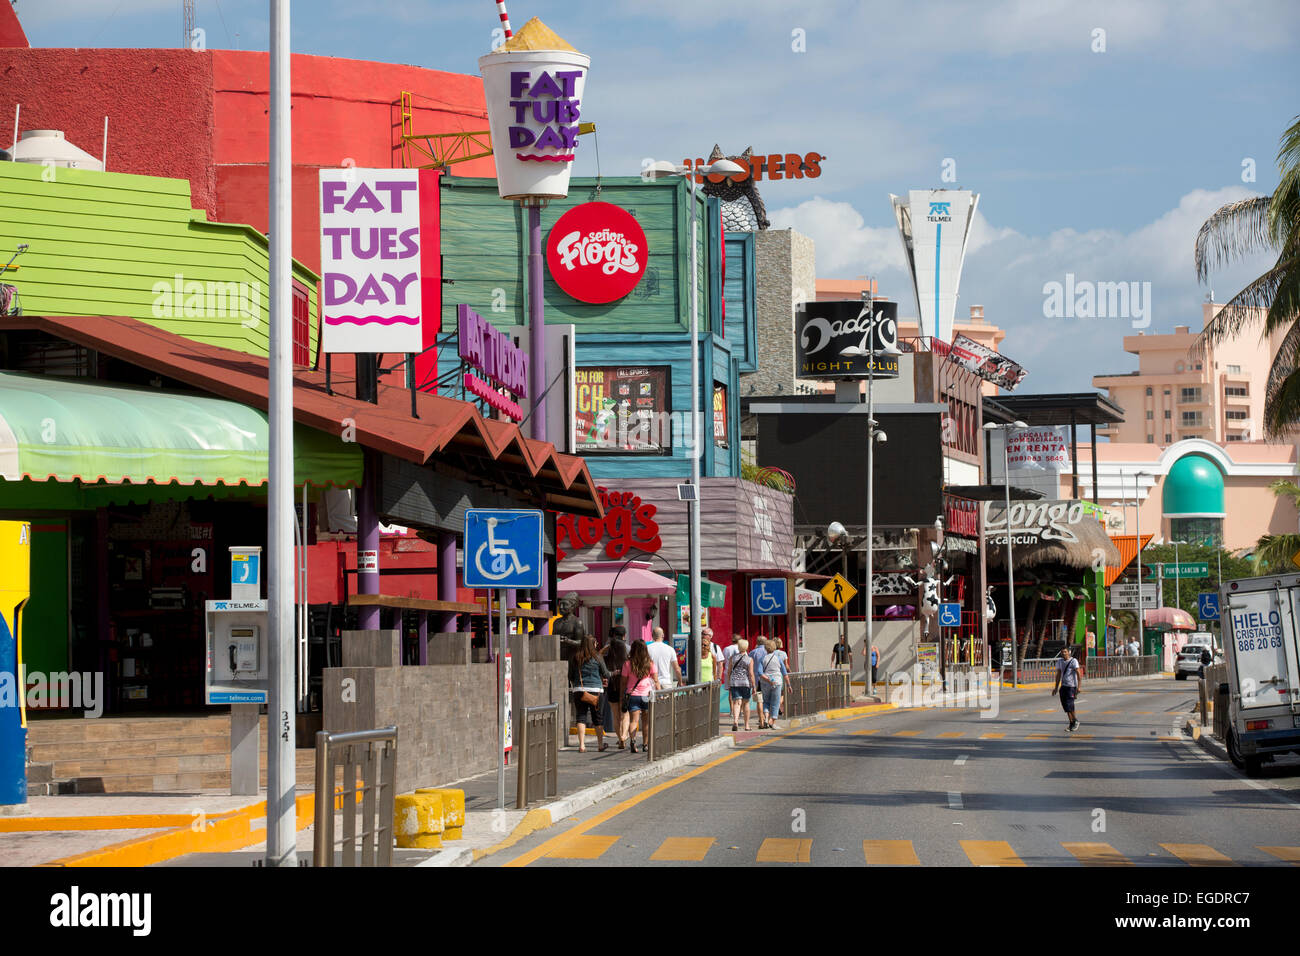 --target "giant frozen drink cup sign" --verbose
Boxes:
[479,17,589,200]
